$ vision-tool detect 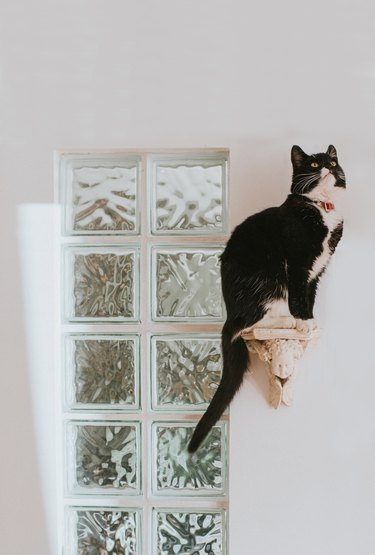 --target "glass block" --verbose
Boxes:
[66,507,141,555]
[65,334,140,411]
[151,422,227,496]
[63,245,139,322]
[151,245,224,322]
[59,153,141,235]
[66,421,141,495]
[149,154,228,235]
[150,334,222,411]
[153,508,226,555]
